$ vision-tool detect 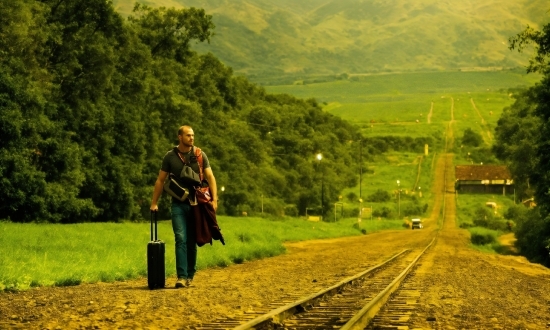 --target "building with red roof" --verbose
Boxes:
[455,165,514,195]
